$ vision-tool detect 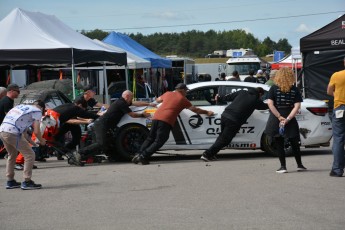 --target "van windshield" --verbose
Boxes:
[226,63,261,75]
